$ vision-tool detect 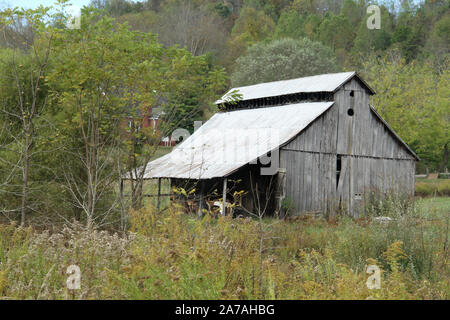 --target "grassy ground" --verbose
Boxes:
[419,197,450,217]
[0,196,448,299]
